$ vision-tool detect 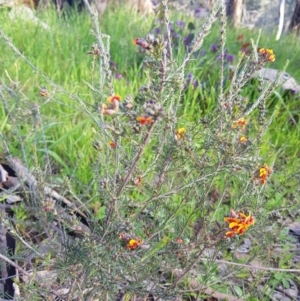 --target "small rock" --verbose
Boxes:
[9,6,50,30]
